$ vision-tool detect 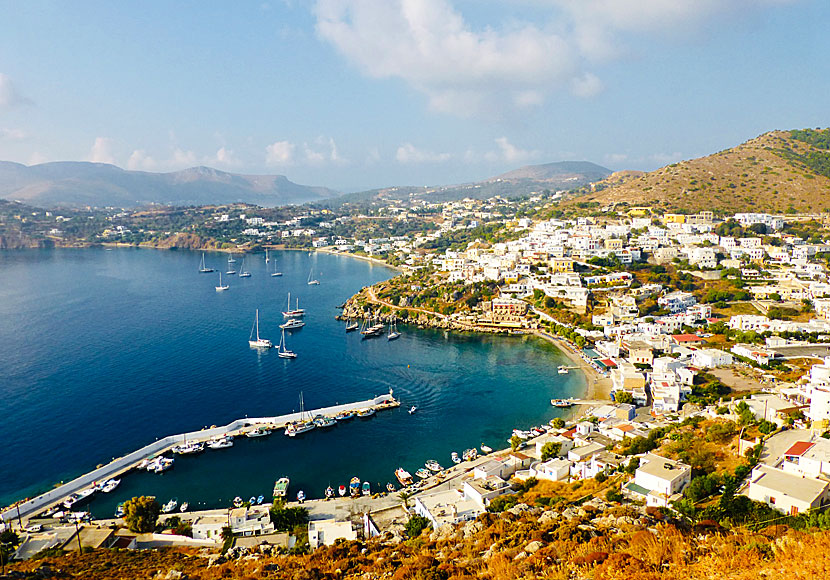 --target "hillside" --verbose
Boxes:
[0,162,336,209]
[568,129,830,214]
